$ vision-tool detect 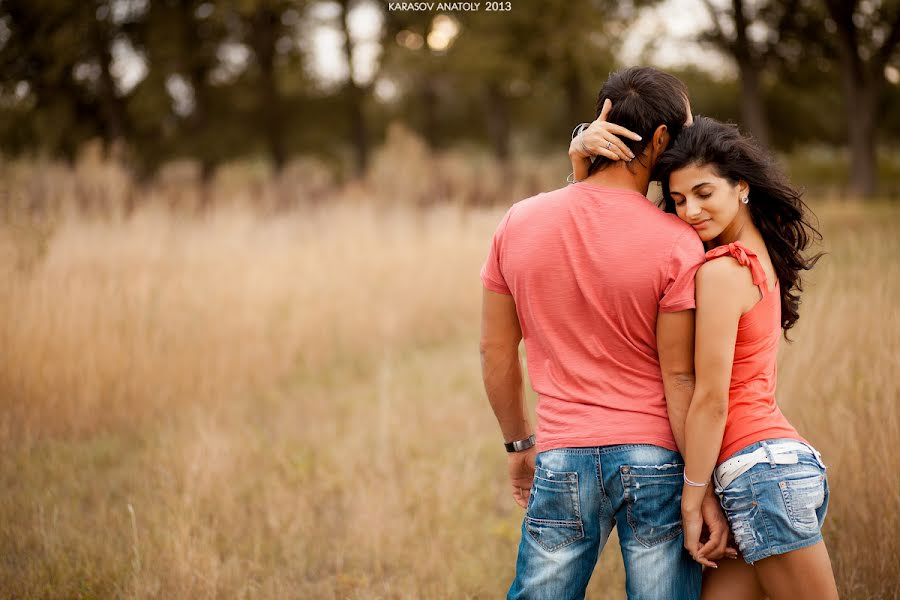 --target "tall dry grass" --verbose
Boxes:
[0,147,898,598]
